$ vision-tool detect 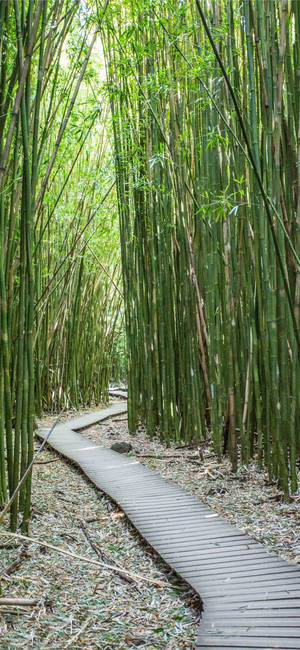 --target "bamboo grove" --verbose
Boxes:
[0,1,123,529]
[101,0,300,494]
